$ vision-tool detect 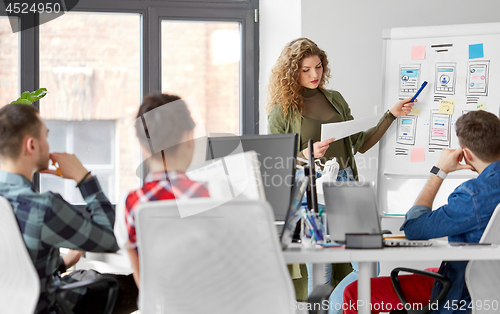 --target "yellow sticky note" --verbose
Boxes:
[410,108,421,116]
[477,103,487,111]
[439,100,455,115]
